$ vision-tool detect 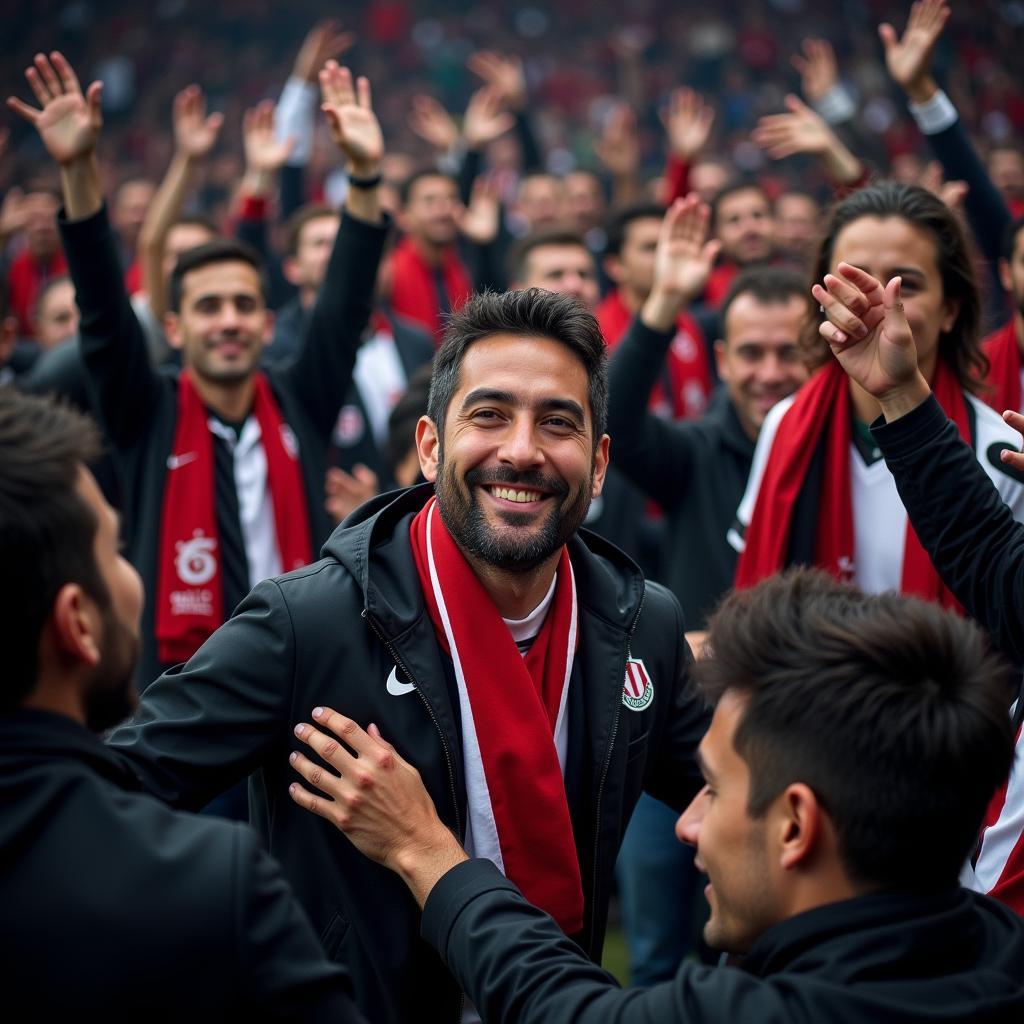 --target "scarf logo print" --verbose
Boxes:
[622,658,654,711]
